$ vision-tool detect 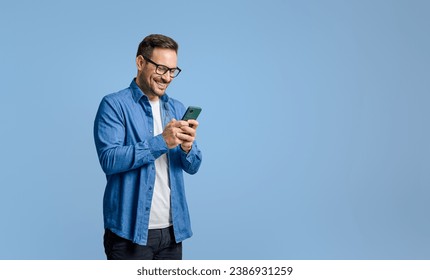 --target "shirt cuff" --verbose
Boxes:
[148,134,169,159]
